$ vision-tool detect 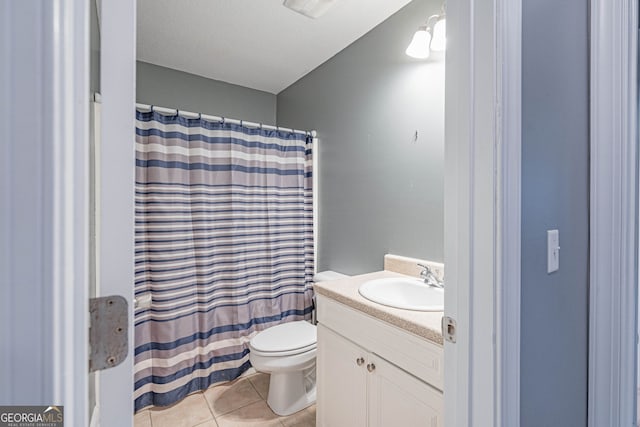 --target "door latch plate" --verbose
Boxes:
[89,296,128,372]
[442,316,457,343]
